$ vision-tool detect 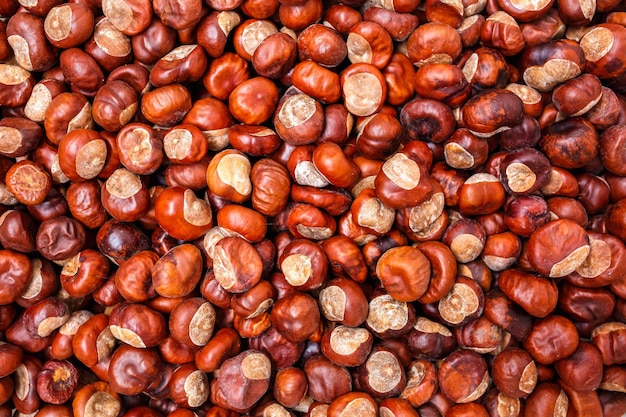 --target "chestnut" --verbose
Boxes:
[498,268,558,318]
[481,231,521,271]
[355,111,403,159]
[499,148,551,196]
[374,147,434,209]
[50,310,93,360]
[376,245,431,302]
[154,187,213,241]
[382,52,416,106]
[320,325,373,368]
[197,11,241,58]
[252,32,297,79]
[415,63,470,108]
[454,315,504,354]
[5,160,52,206]
[480,11,525,56]
[217,204,266,243]
[42,3,92,50]
[152,0,203,30]
[591,322,626,365]
[271,291,320,343]
[83,17,133,72]
[231,279,275,320]
[140,83,192,127]
[555,341,603,391]
[248,324,304,369]
[461,89,524,138]
[71,313,115,369]
[287,203,337,241]
[213,350,271,412]
[318,277,369,326]
[59,48,106,97]
[92,80,138,132]
[108,344,161,395]
[152,243,203,298]
[492,347,537,399]
[229,125,280,157]
[600,125,626,176]
[458,173,506,216]
[438,349,490,403]
[232,18,278,61]
[6,11,57,72]
[58,129,108,182]
[131,18,176,64]
[0,117,42,159]
[539,118,598,169]
[195,327,241,373]
[287,145,329,188]
[398,359,438,408]
[101,168,150,222]
[65,180,107,230]
[297,23,347,67]
[526,218,590,278]
[406,22,462,66]
[346,21,393,69]
[36,216,86,263]
[304,355,352,404]
[279,239,327,292]
[202,52,247,99]
[567,232,626,288]
[150,44,208,87]
[12,355,43,414]
[229,76,279,125]
[357,345,406,398]
[207,149,252,204]
[273,367,308,409]
[168,363,209,408]
[523,315,580,364]
[213,236,263,293]
[274,90,325,145]
[313,142,360,188]
[586,86,621,130]
[520,39,586,92]
[341,63,387,117]
[0,209,38,254]
[251,158,291,217]
[0,342,24,378]
[323,3,362,35]
[109,302,167,348]
[60,249,110,298]
[442,218,486,263]
[552,73,602,117]
[36,359,79,405]
[443,129,488,171]
[278,0,324,31]
[44,92,94,146]
[579,24,626,80]
[72,382,122,417]
[0,63,36,108]
[365,290,415,339]
[437,276,485,327]
[401,98,455,143]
